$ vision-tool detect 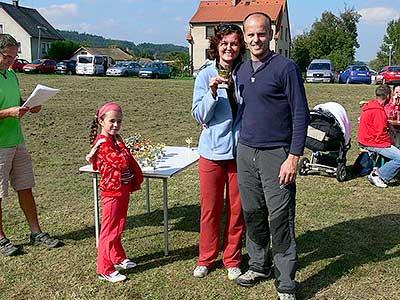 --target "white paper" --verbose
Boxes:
[22,84,59,108]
